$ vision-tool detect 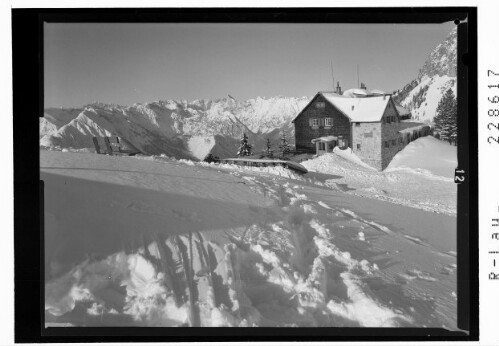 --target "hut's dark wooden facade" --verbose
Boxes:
[293,93,352,153]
